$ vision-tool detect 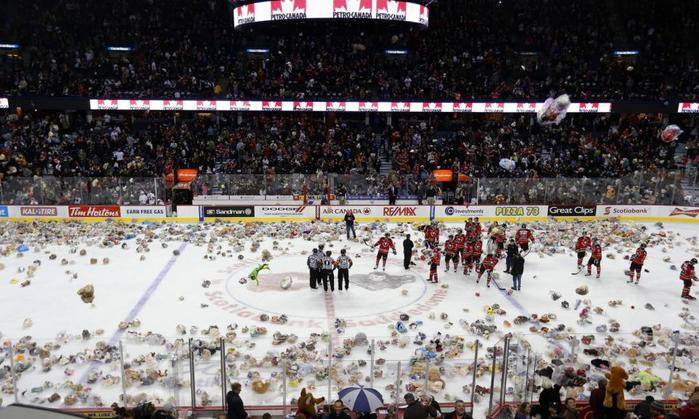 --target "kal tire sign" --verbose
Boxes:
[547,206,596,217]
[203,206,255,217]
